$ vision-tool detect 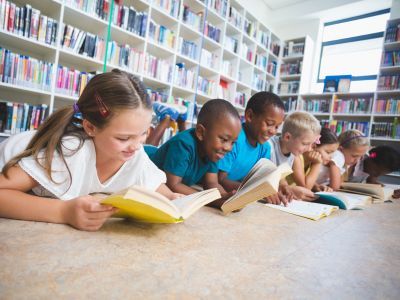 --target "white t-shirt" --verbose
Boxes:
[0,131,166,200]
[316,150,346,185]
[348,155,369,183]
[268,135,295,167]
